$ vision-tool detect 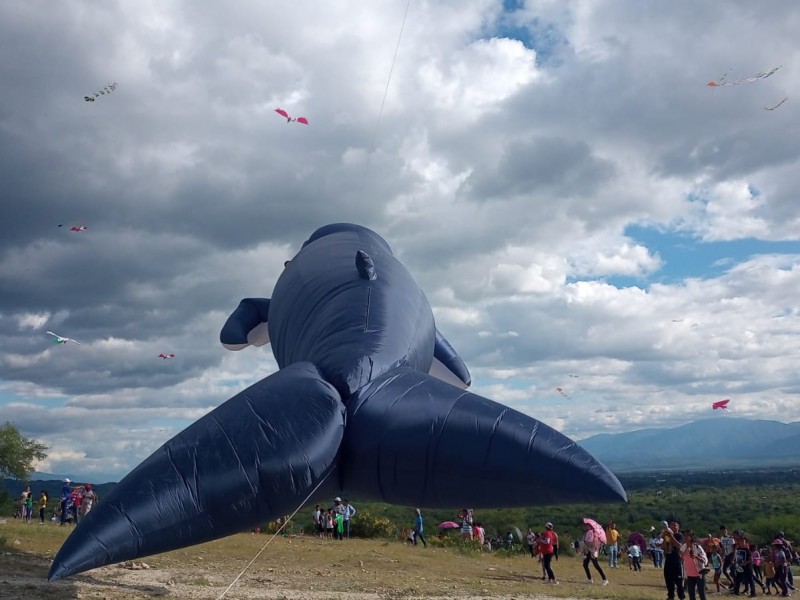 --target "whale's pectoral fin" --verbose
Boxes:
[220,297,271,350]
[48,362,345,581]
[342,368,626,508]
[429,328,471,388]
